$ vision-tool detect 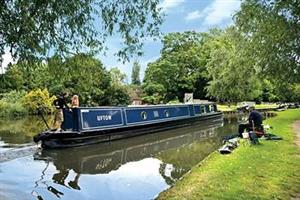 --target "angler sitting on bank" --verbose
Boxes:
[238,107,264,137]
